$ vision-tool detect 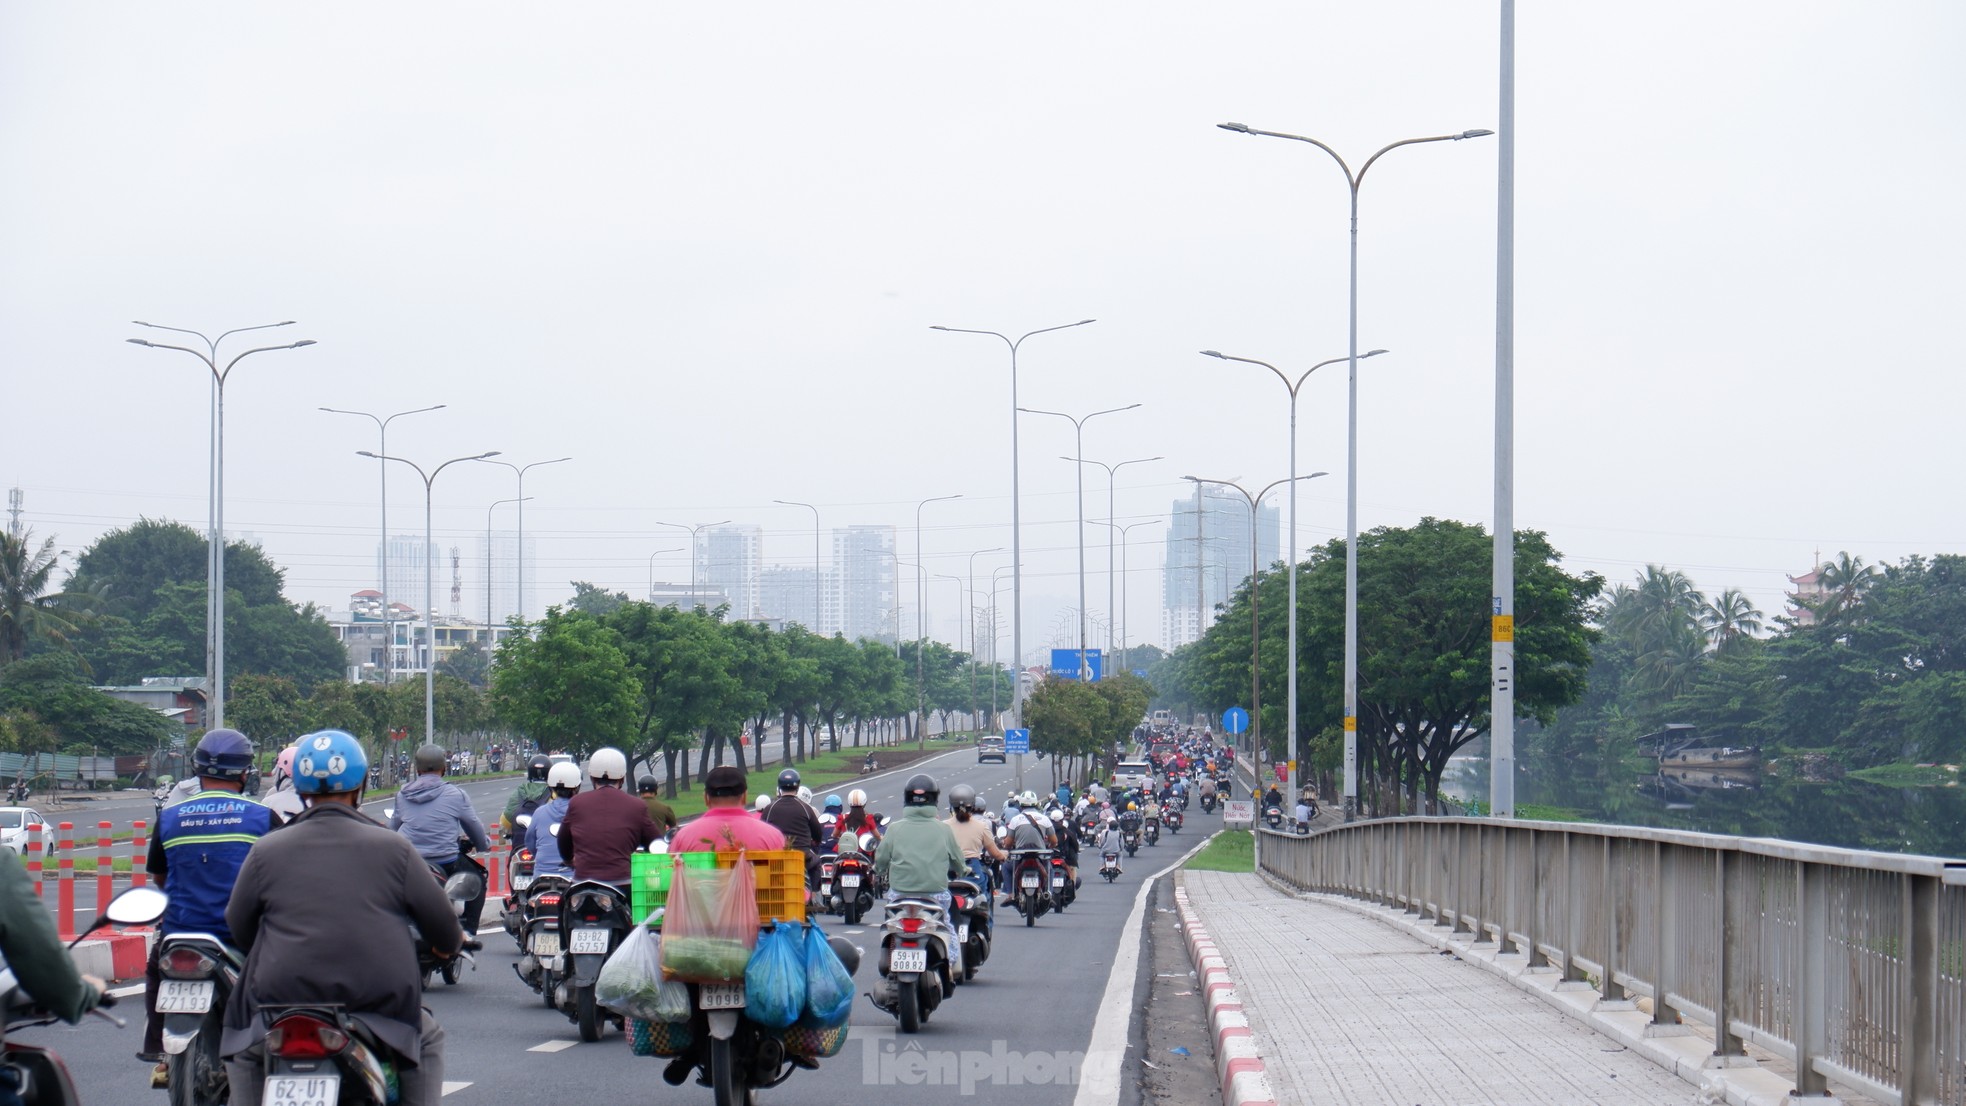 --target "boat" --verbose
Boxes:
[1636,724,1760,771]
